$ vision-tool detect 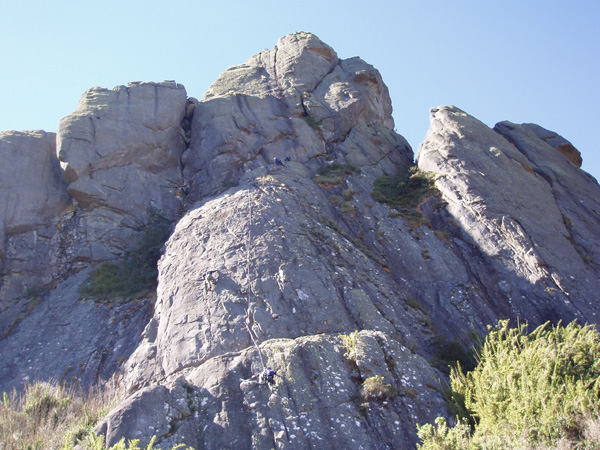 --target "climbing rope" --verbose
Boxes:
[243,188,268,374]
